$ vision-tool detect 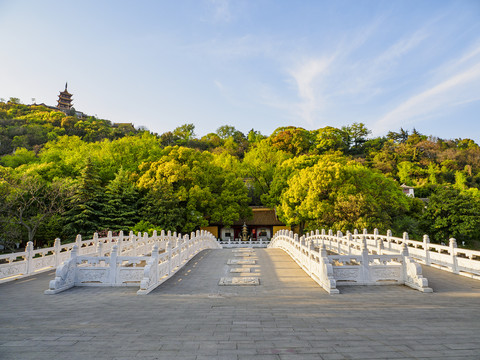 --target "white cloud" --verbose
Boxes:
[375,30,428,66]
[209,0,232,23]
[288,57,334,125]
[374,52,480,133]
